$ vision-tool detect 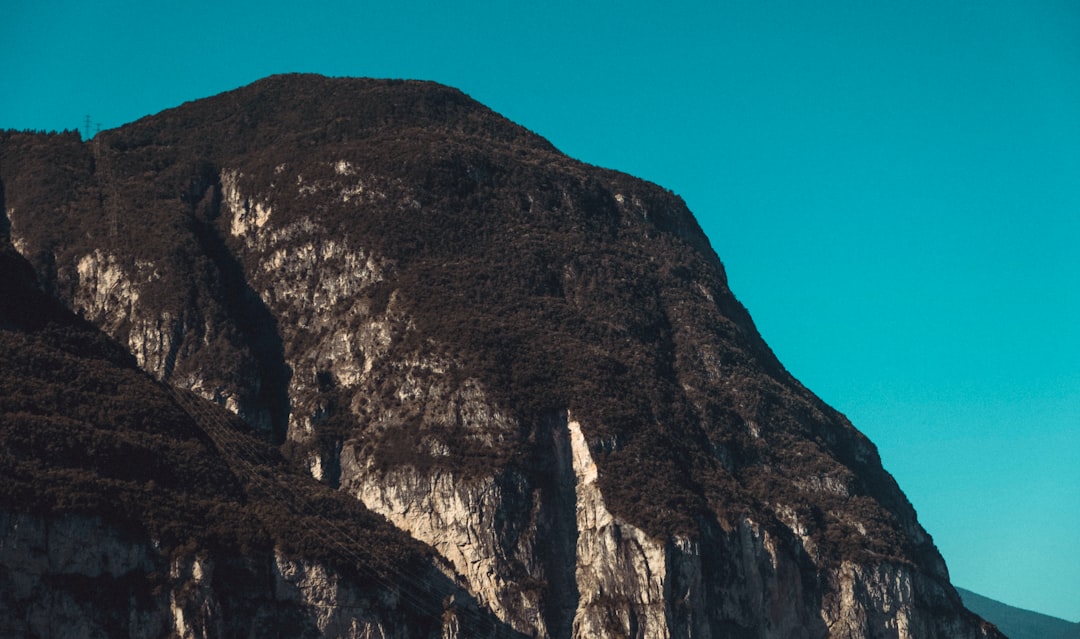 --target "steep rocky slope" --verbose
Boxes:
[0,238,517,638]
[1,74,1004,638]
